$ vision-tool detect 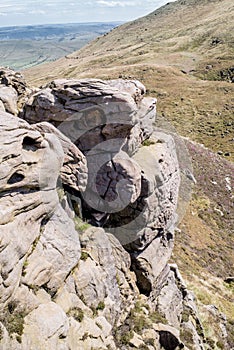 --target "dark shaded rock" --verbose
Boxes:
[159,330,183,350]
